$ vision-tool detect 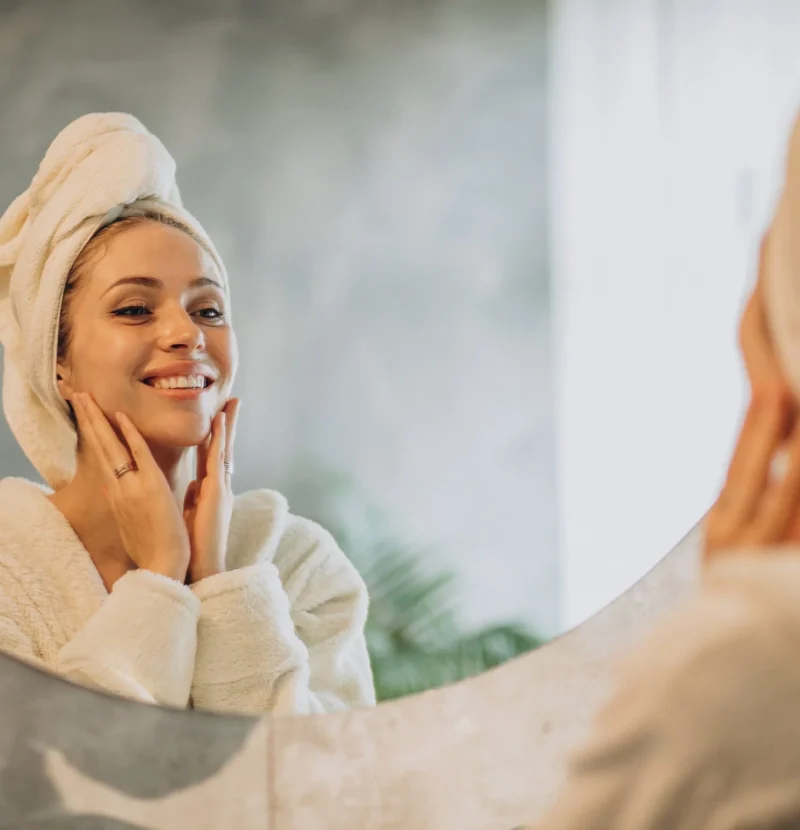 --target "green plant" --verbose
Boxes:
[289,463,545,702]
